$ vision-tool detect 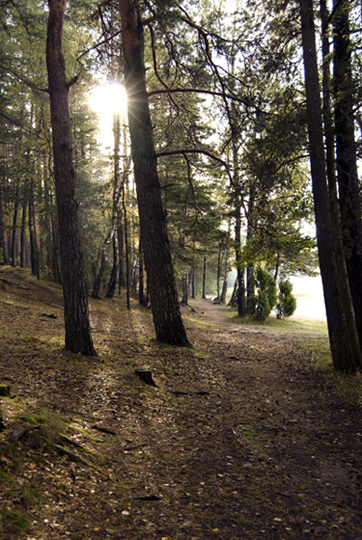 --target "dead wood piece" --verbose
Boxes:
[133,494,162,501]
[51,443,91,466]
[135,369,157,387]
[124,443,148,451]
[91,425,116,435]
[40,313,57,319]
[170,390,209,397]
[9,426,27,443]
